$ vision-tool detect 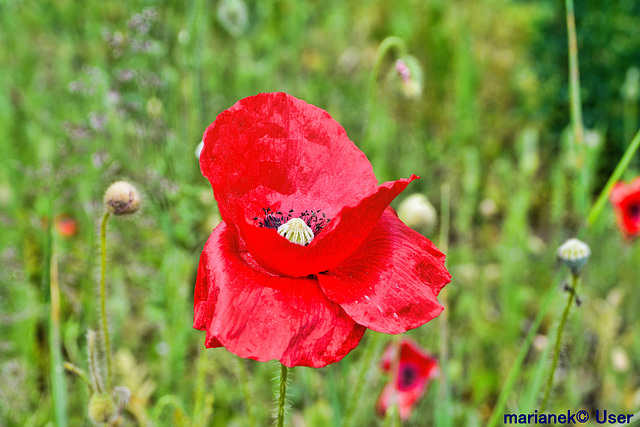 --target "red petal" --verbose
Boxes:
[236,176,417,277]
[317,208,450,334]
[610,177,640,238]
[200,92,415,277]
[193,221,366,367]
[200,92,377,227]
